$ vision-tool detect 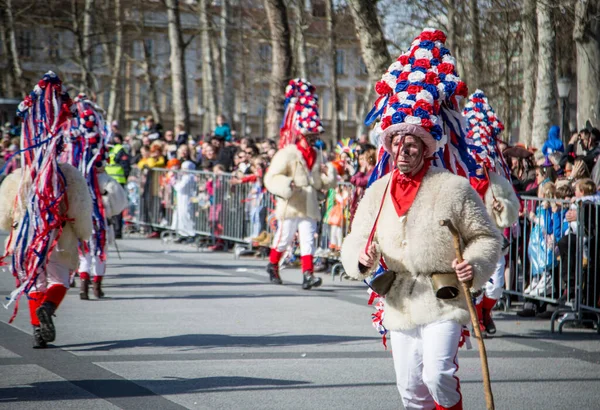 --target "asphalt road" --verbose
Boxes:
[0,234,599,409]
